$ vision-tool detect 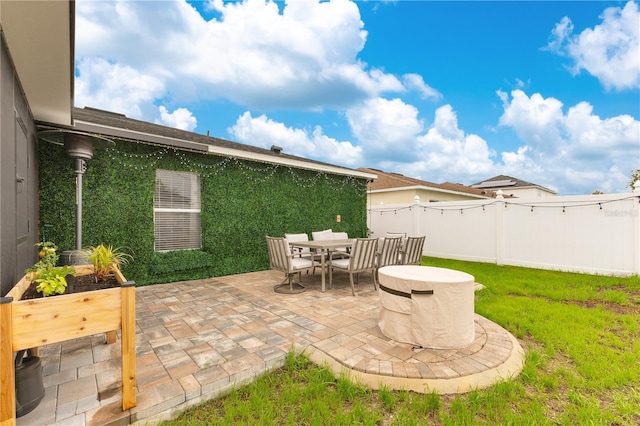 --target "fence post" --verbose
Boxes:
[634,183,640,276]
[413,195,421,237]
[495,190,505,266]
